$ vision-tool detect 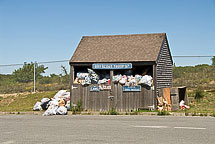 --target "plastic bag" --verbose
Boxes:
[135,75,142,83]
[139,75,152,86]
[179,100,185,107]
[53,90,67,99]
[62,92,70,102]
[88,68,95,75]
[113,74,122,83]
[77,72,89,79]
[41,98,50,104]
[98,78,108,84]
[65,101,71,110]
[56,106,67,115]
[58,98,66,106]
[41,100,51,110]
[49,99,59,107]
[119,78,126,85]
[43,105,58,116]
[33,102,42,111]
